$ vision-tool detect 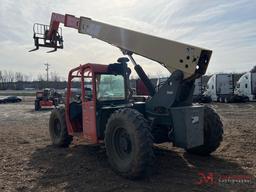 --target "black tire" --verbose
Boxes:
[49,107,72,147]
[186,106,223,156]
[34,100,40,111]
[105,108,154,179]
